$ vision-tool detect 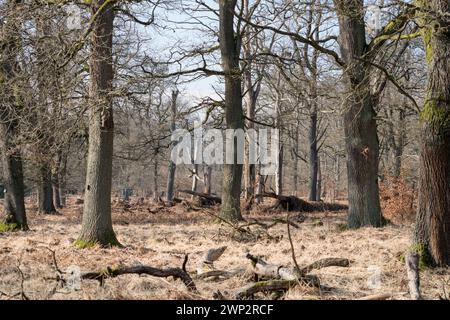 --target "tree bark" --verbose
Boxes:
[255,165,265,204]
[203,166,212,194]
[243,0,256,201]
[77,0,119,247]
[153,156,159,201]
[393,107,406,178]
[166,90,178,205]
[38,162,56,214]
[334,155,340,201]
[0,0,27,230]
[414,0,450,266]
[308,112,319,201]
[219,0,244,221]
[316,156,322,201]
[334,0,384,228]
